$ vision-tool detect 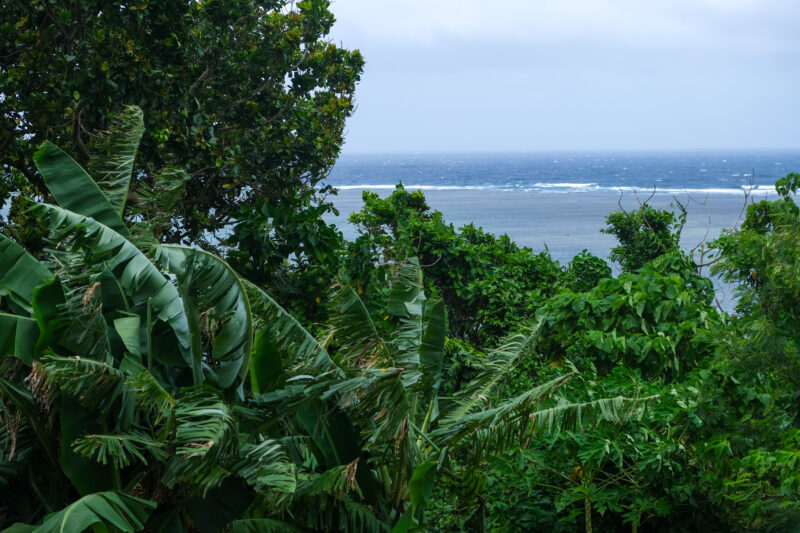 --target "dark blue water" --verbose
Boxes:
[327,151,800,194]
